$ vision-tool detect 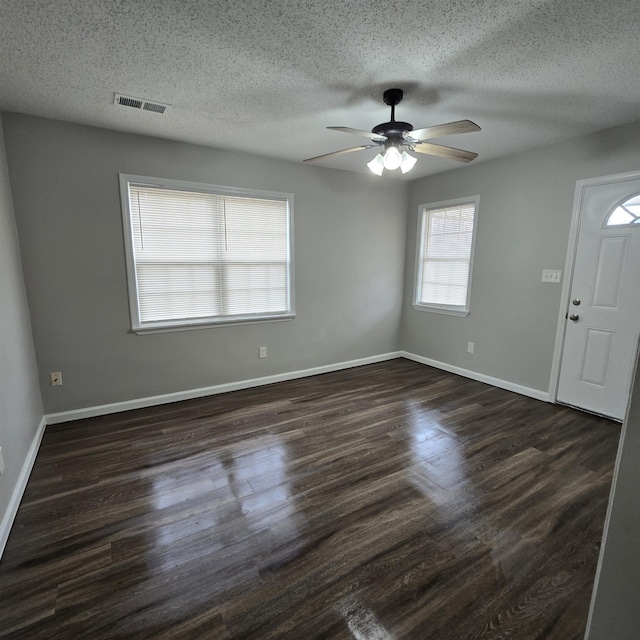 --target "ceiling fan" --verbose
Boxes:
[303,88,480,175]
